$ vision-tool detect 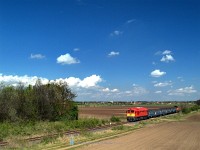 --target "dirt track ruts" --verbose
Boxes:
[78,114,200,150]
